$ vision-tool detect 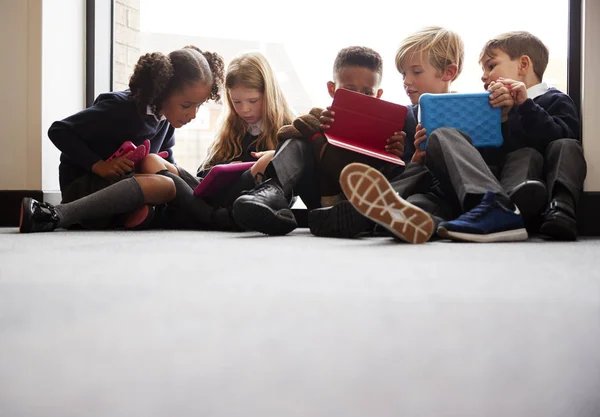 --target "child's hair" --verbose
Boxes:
[395,26,464,81]
[129,45,225,116]
[479,31,549,81]
[203,51,294,169]
[333,46,383,79]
